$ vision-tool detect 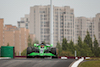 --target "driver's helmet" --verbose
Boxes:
[41,42,44,48]
[41,42,44,45]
